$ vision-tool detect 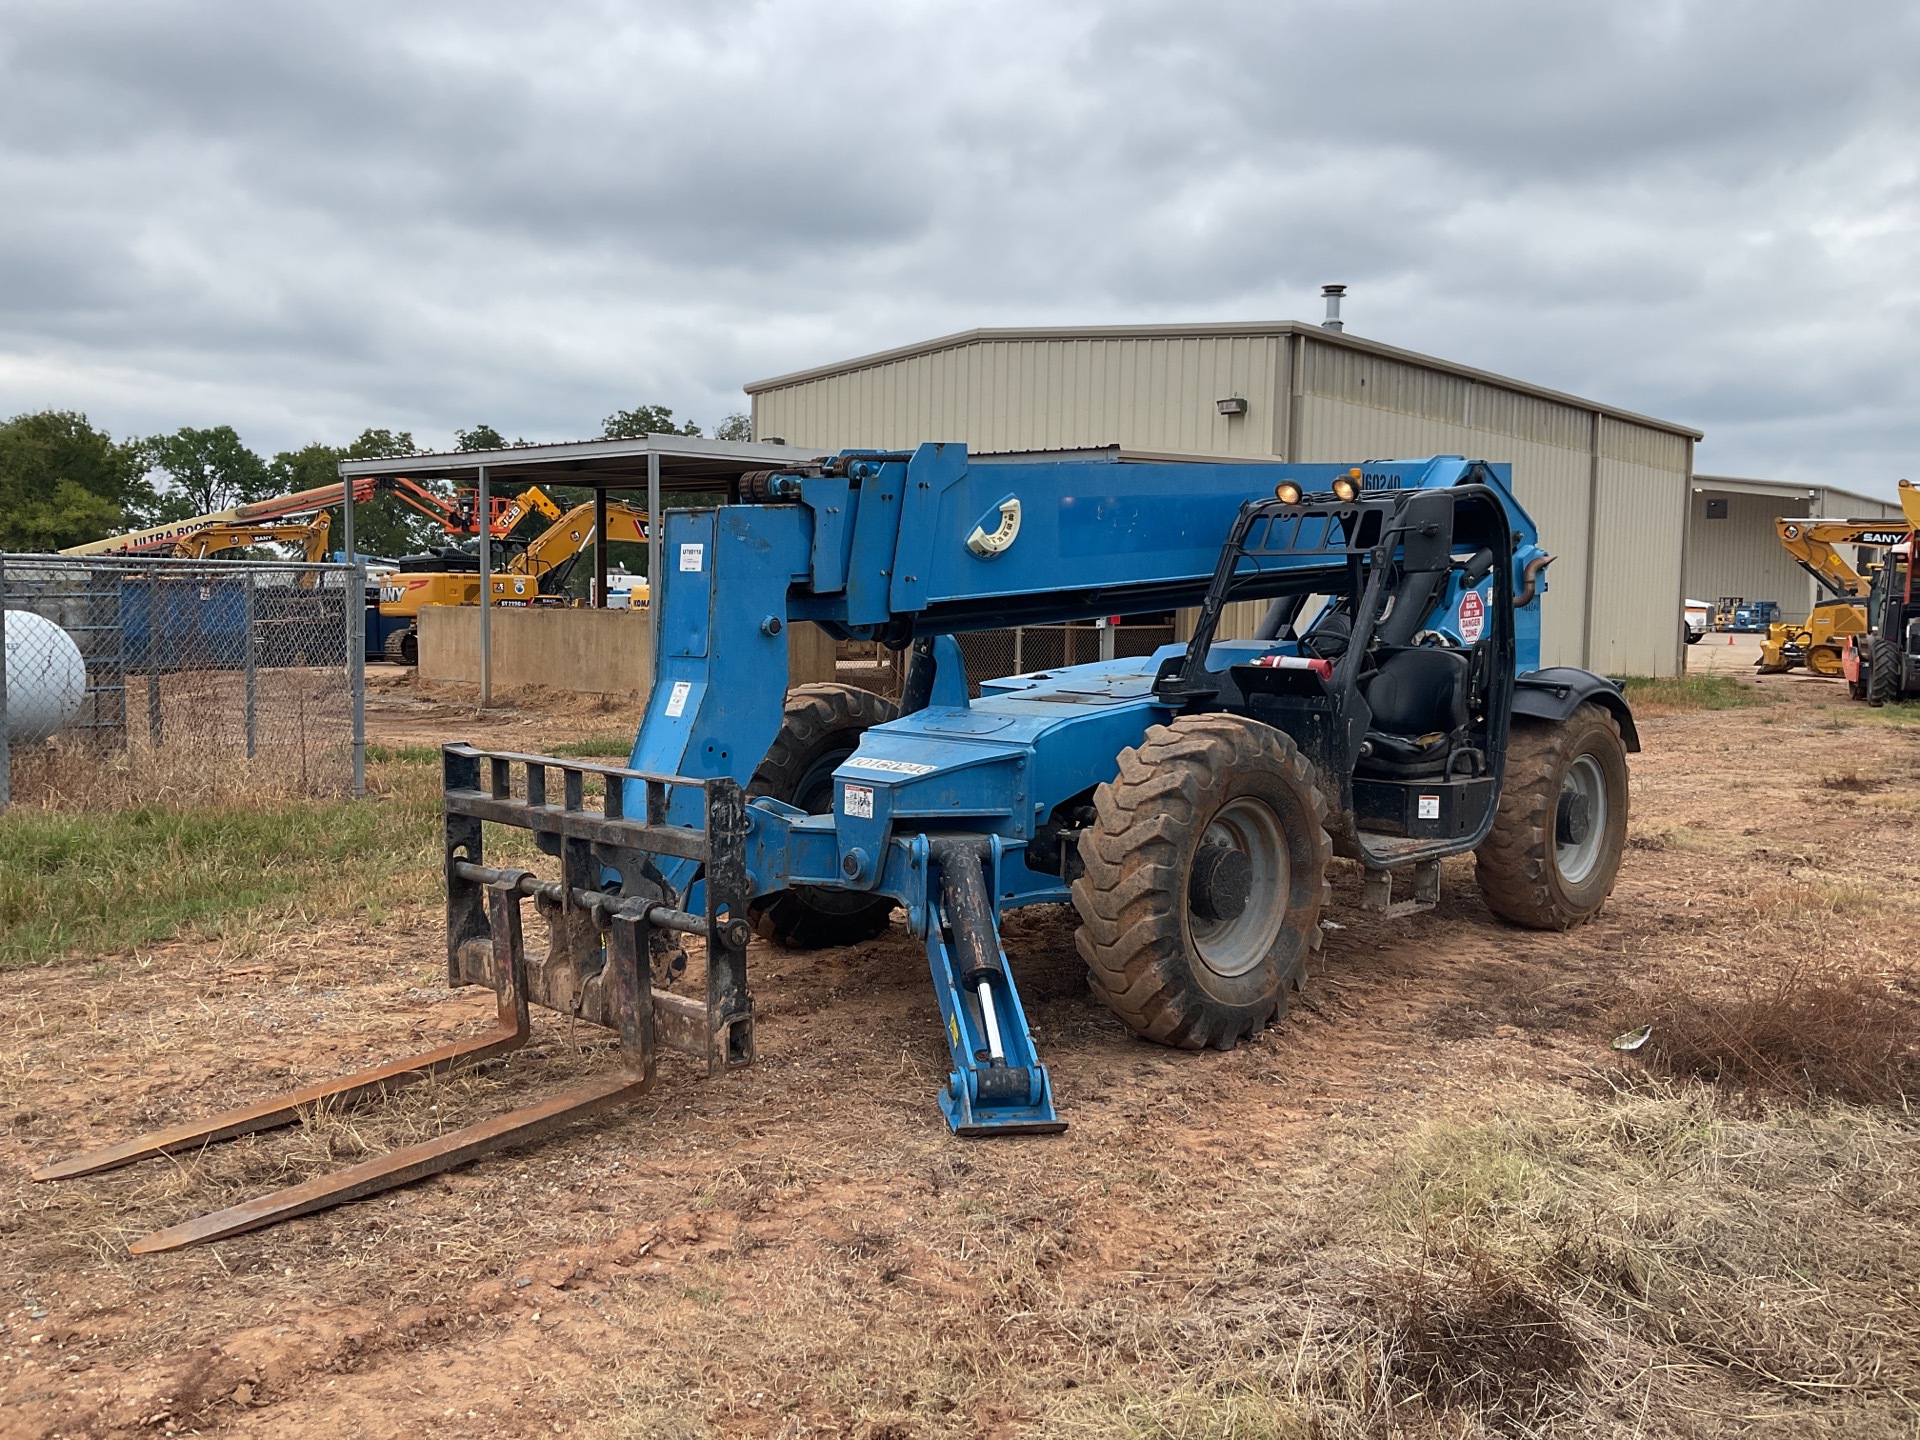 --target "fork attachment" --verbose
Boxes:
[34,744,755,1253]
